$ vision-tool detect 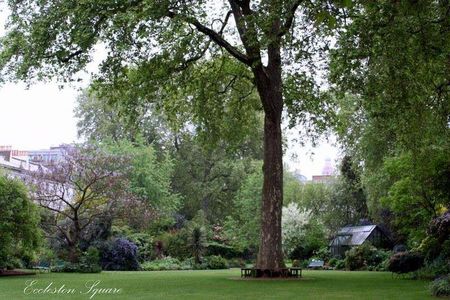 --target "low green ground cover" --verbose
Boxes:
[0,269,433,300]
